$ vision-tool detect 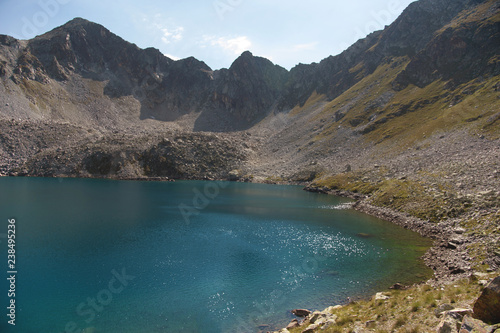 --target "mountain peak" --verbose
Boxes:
[65,17,93,26]
[240,50,253,57]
